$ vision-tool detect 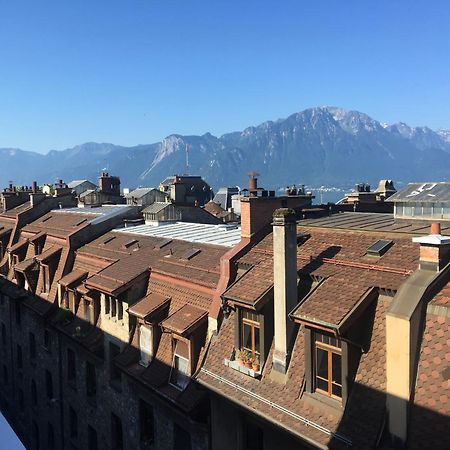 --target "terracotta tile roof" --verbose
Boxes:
[22,294,54,317]
[35,245,62,263]
[117,275,213,412]
[432,281,450,307]
[408,311,450,449]
[161,304,207,336]
[14,258,36,273]
[0,225,13,238]
[8,239,28,254]
[23,211,95,238]
[58,269,88,288]
[1,201,32,217]
[128,292,170,319]
[226,226,417,325]
[79,231,227,294]
[198,298,390,449]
